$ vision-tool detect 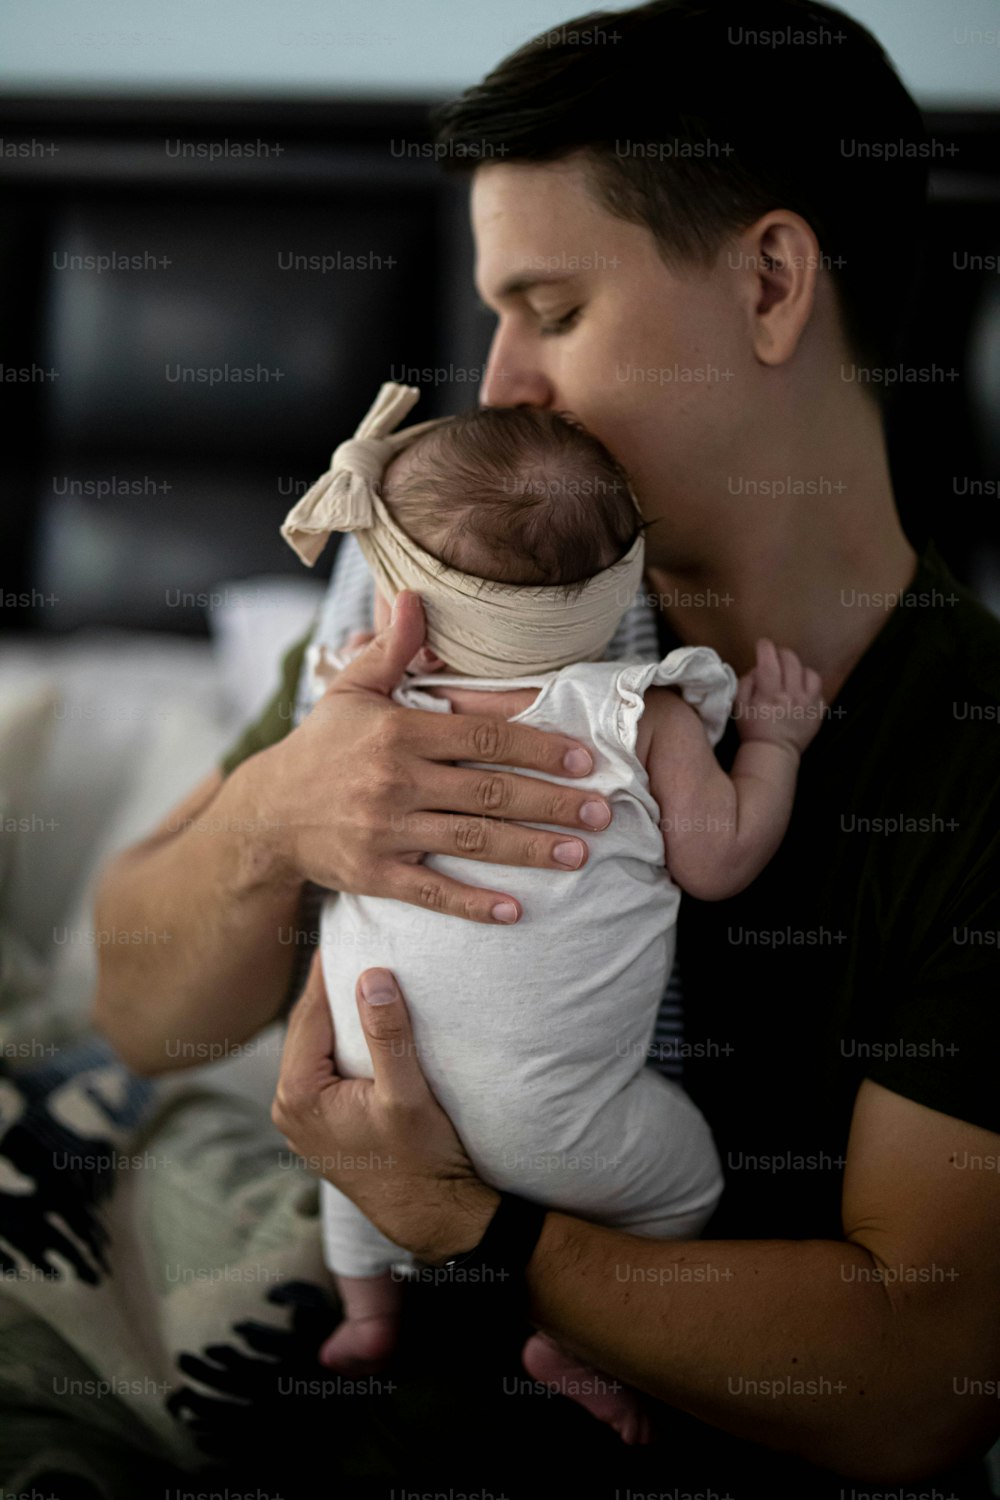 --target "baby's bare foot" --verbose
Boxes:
[318,1313,399,1374]
[522,1331,656,1445]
